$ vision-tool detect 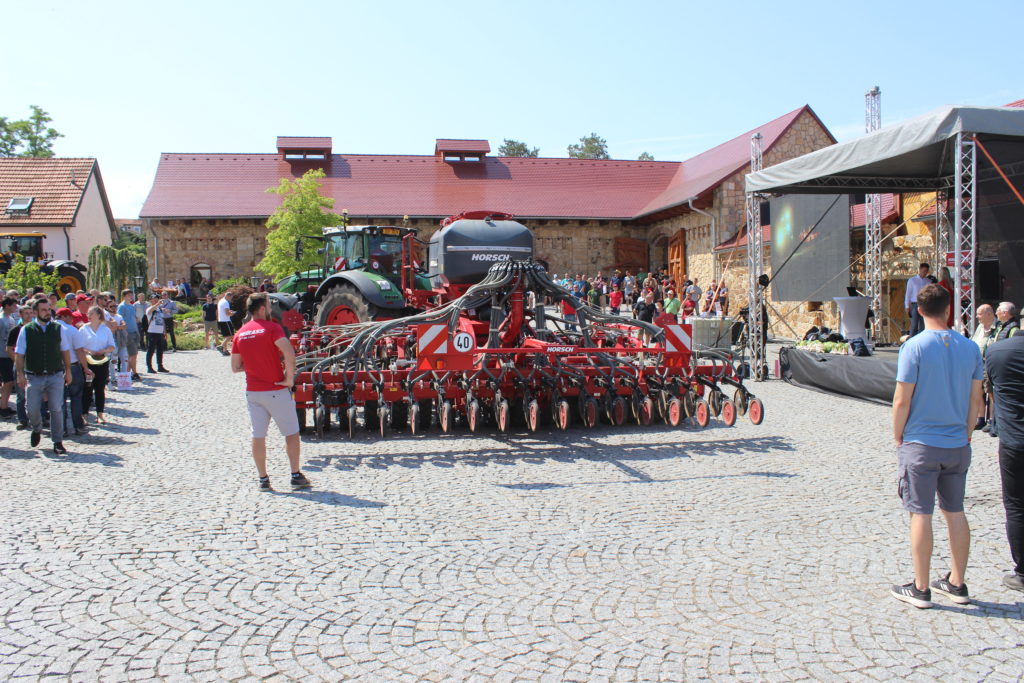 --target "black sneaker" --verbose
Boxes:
[290,472,312,490]
[53,443,67,455]
[1004,573,1024,593]
[930,572,970,605]
[258,478,272,492]
[158,367,170,373]
[30,431,41,447]
[891,581,933,609]
[131,373,141,381]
